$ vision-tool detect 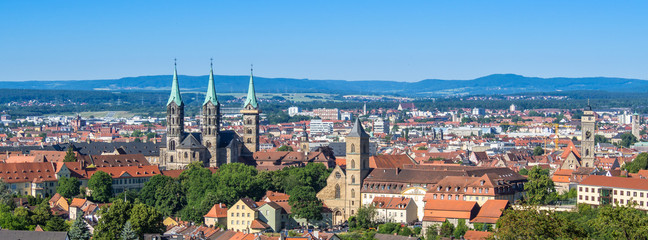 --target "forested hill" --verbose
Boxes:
[4,74,648,97]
